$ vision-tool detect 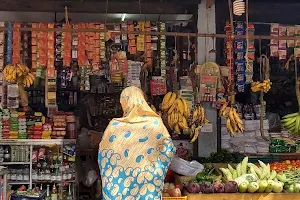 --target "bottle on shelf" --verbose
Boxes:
[66,184,72,200]
[3,146,10,162]
[51,184,58,200]
[45,185,51,200]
